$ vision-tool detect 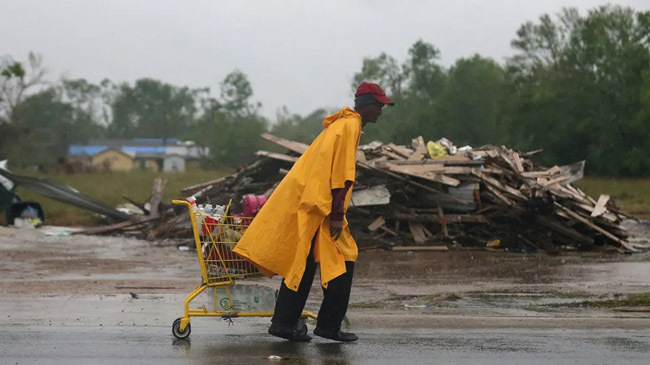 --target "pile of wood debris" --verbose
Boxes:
[77,133,638,253]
